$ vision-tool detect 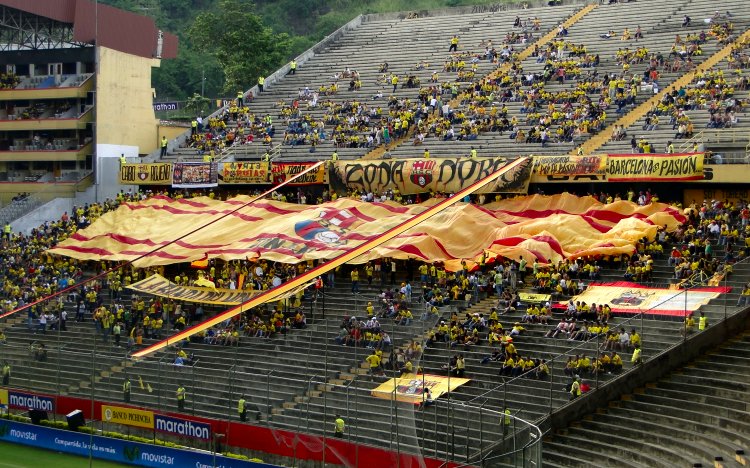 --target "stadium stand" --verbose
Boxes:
[2,0,750,465]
